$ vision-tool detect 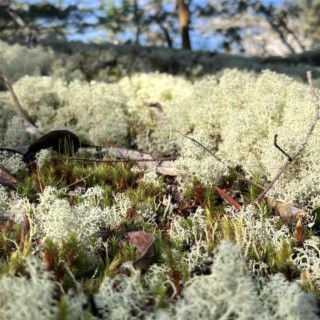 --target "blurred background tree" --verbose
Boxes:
[293,0,320,48]
[0,0,319,56]
[97,0,176,47]
[0,0,89,45]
